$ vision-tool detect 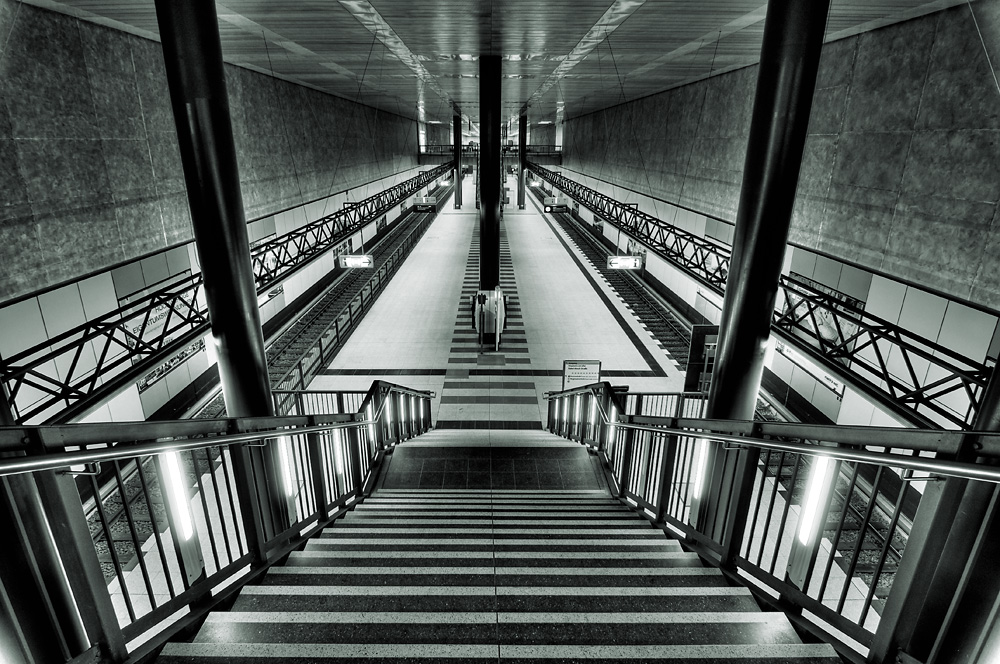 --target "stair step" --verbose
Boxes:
[157,480,840,664]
